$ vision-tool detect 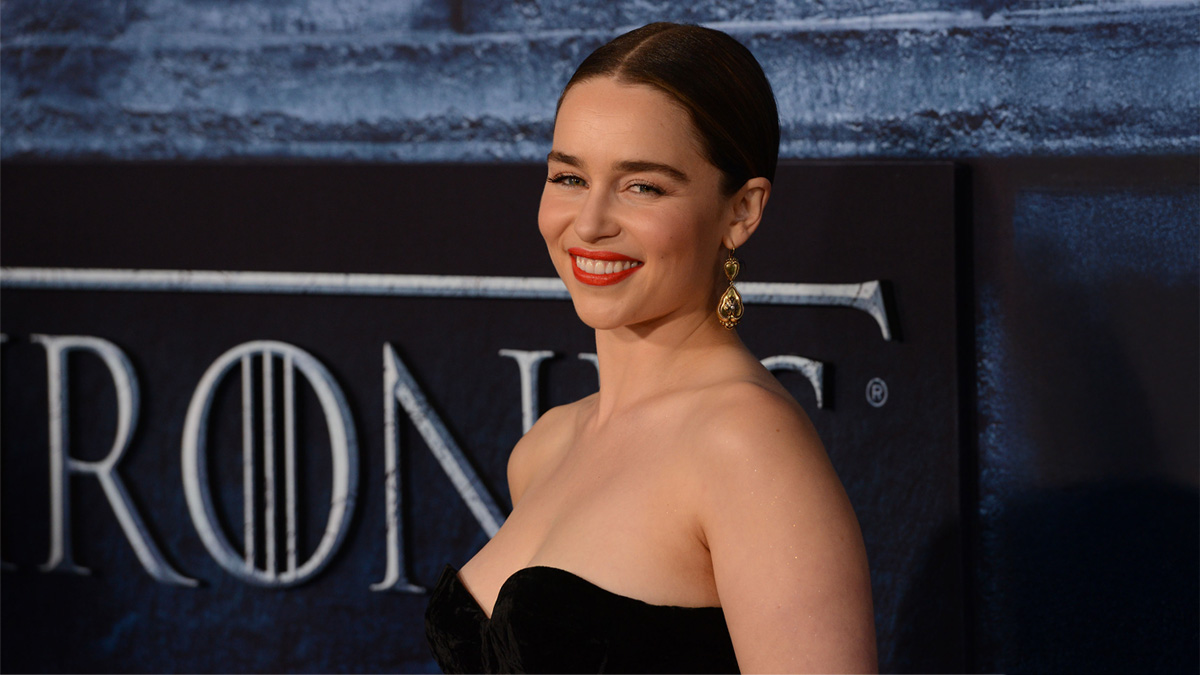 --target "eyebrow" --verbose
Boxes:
[547,151,691,184]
